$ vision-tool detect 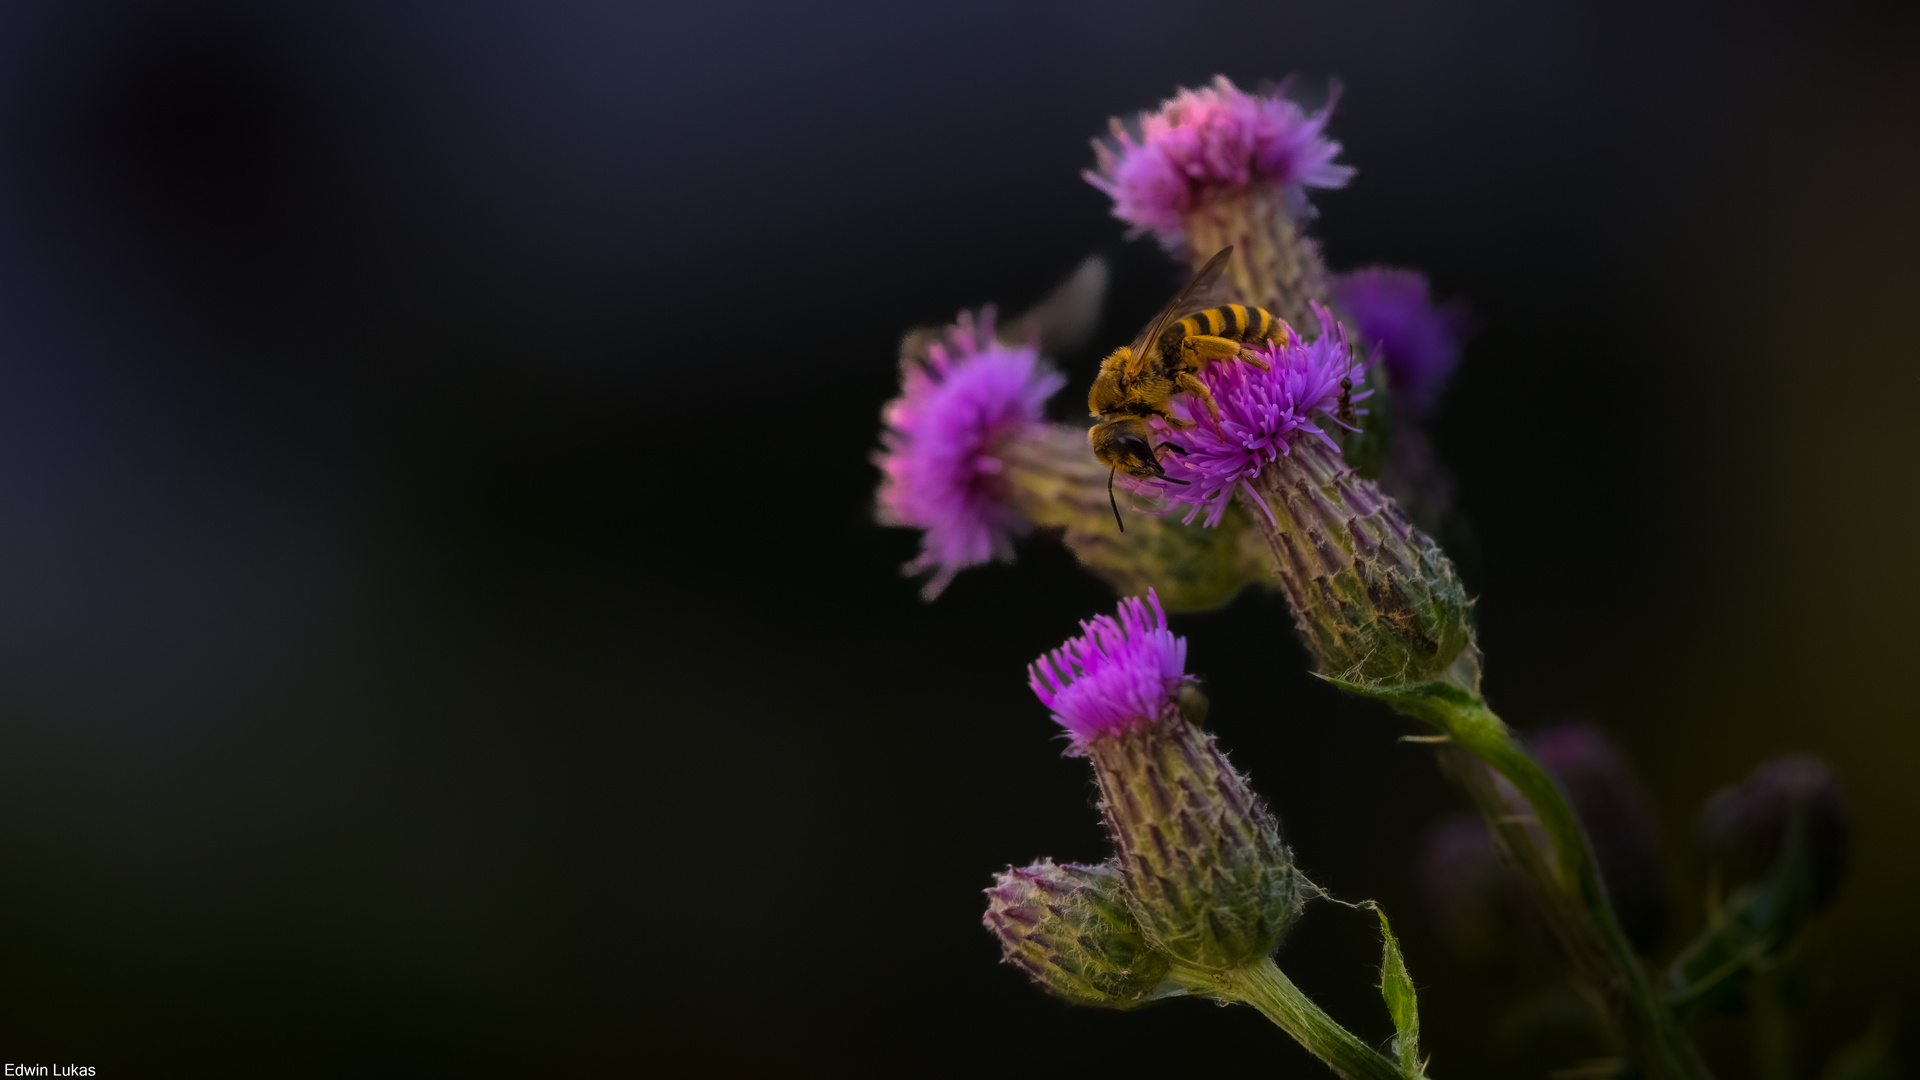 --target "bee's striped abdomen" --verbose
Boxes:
[1165,305,1281,351]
